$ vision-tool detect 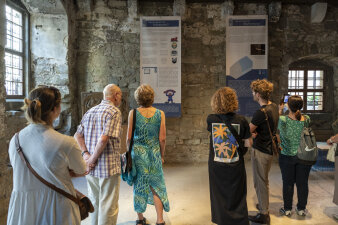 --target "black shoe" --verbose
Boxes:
[248,213,270,225]
[156,222,165,225]
[136,217,146,225]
